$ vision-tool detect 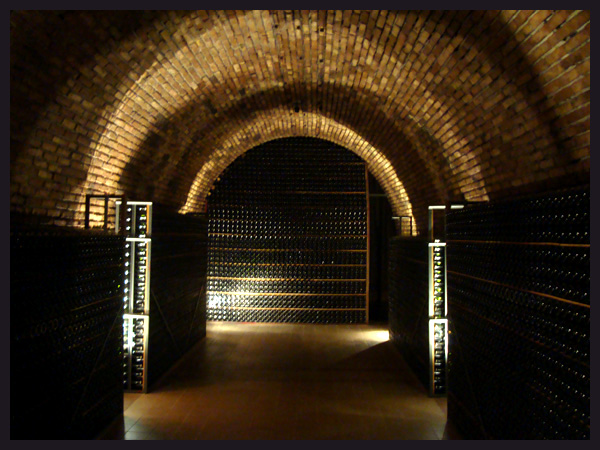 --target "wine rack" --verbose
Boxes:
[445,185,590,439]
[146,207,208,387]
[388,237,430,390]
[10,228,124,439]
[122,314,148,392]
[429,318,447,395]
[207,137,369,324]
[429,239,447,396]
[427,205,463,396]
[116,201,152,393]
